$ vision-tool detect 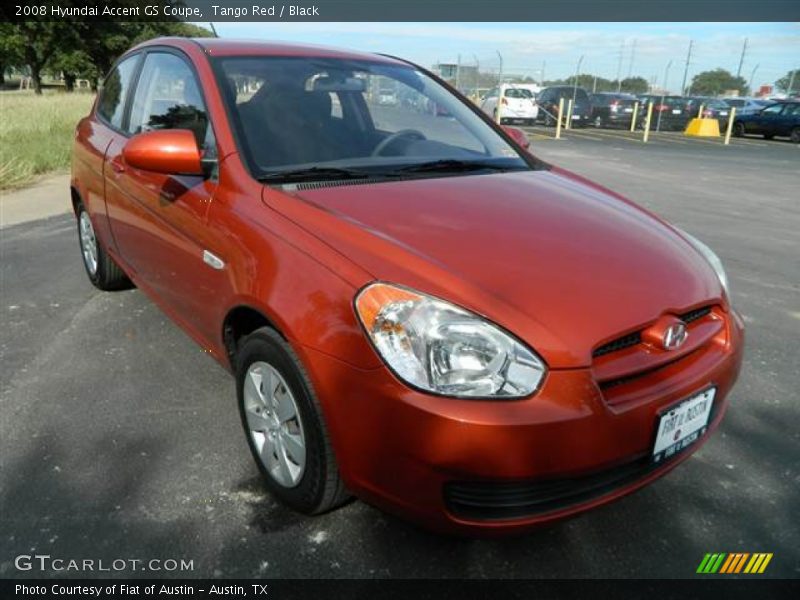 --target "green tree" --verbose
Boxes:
[8,22,80,94]
[619,76,649,94]
[775,68,799,94]
[690,68,747,96]
[0,23,25,86]
[47,49,98,92]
